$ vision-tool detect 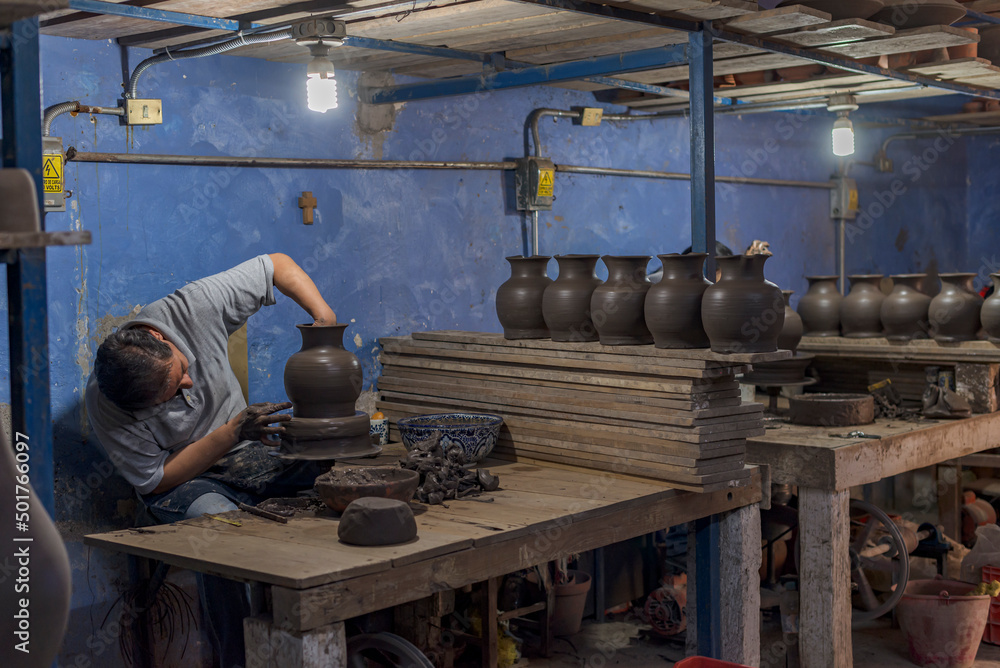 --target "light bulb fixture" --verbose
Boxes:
[307,42,338,113]
[827,94,859,158]
[293,19,346,114]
